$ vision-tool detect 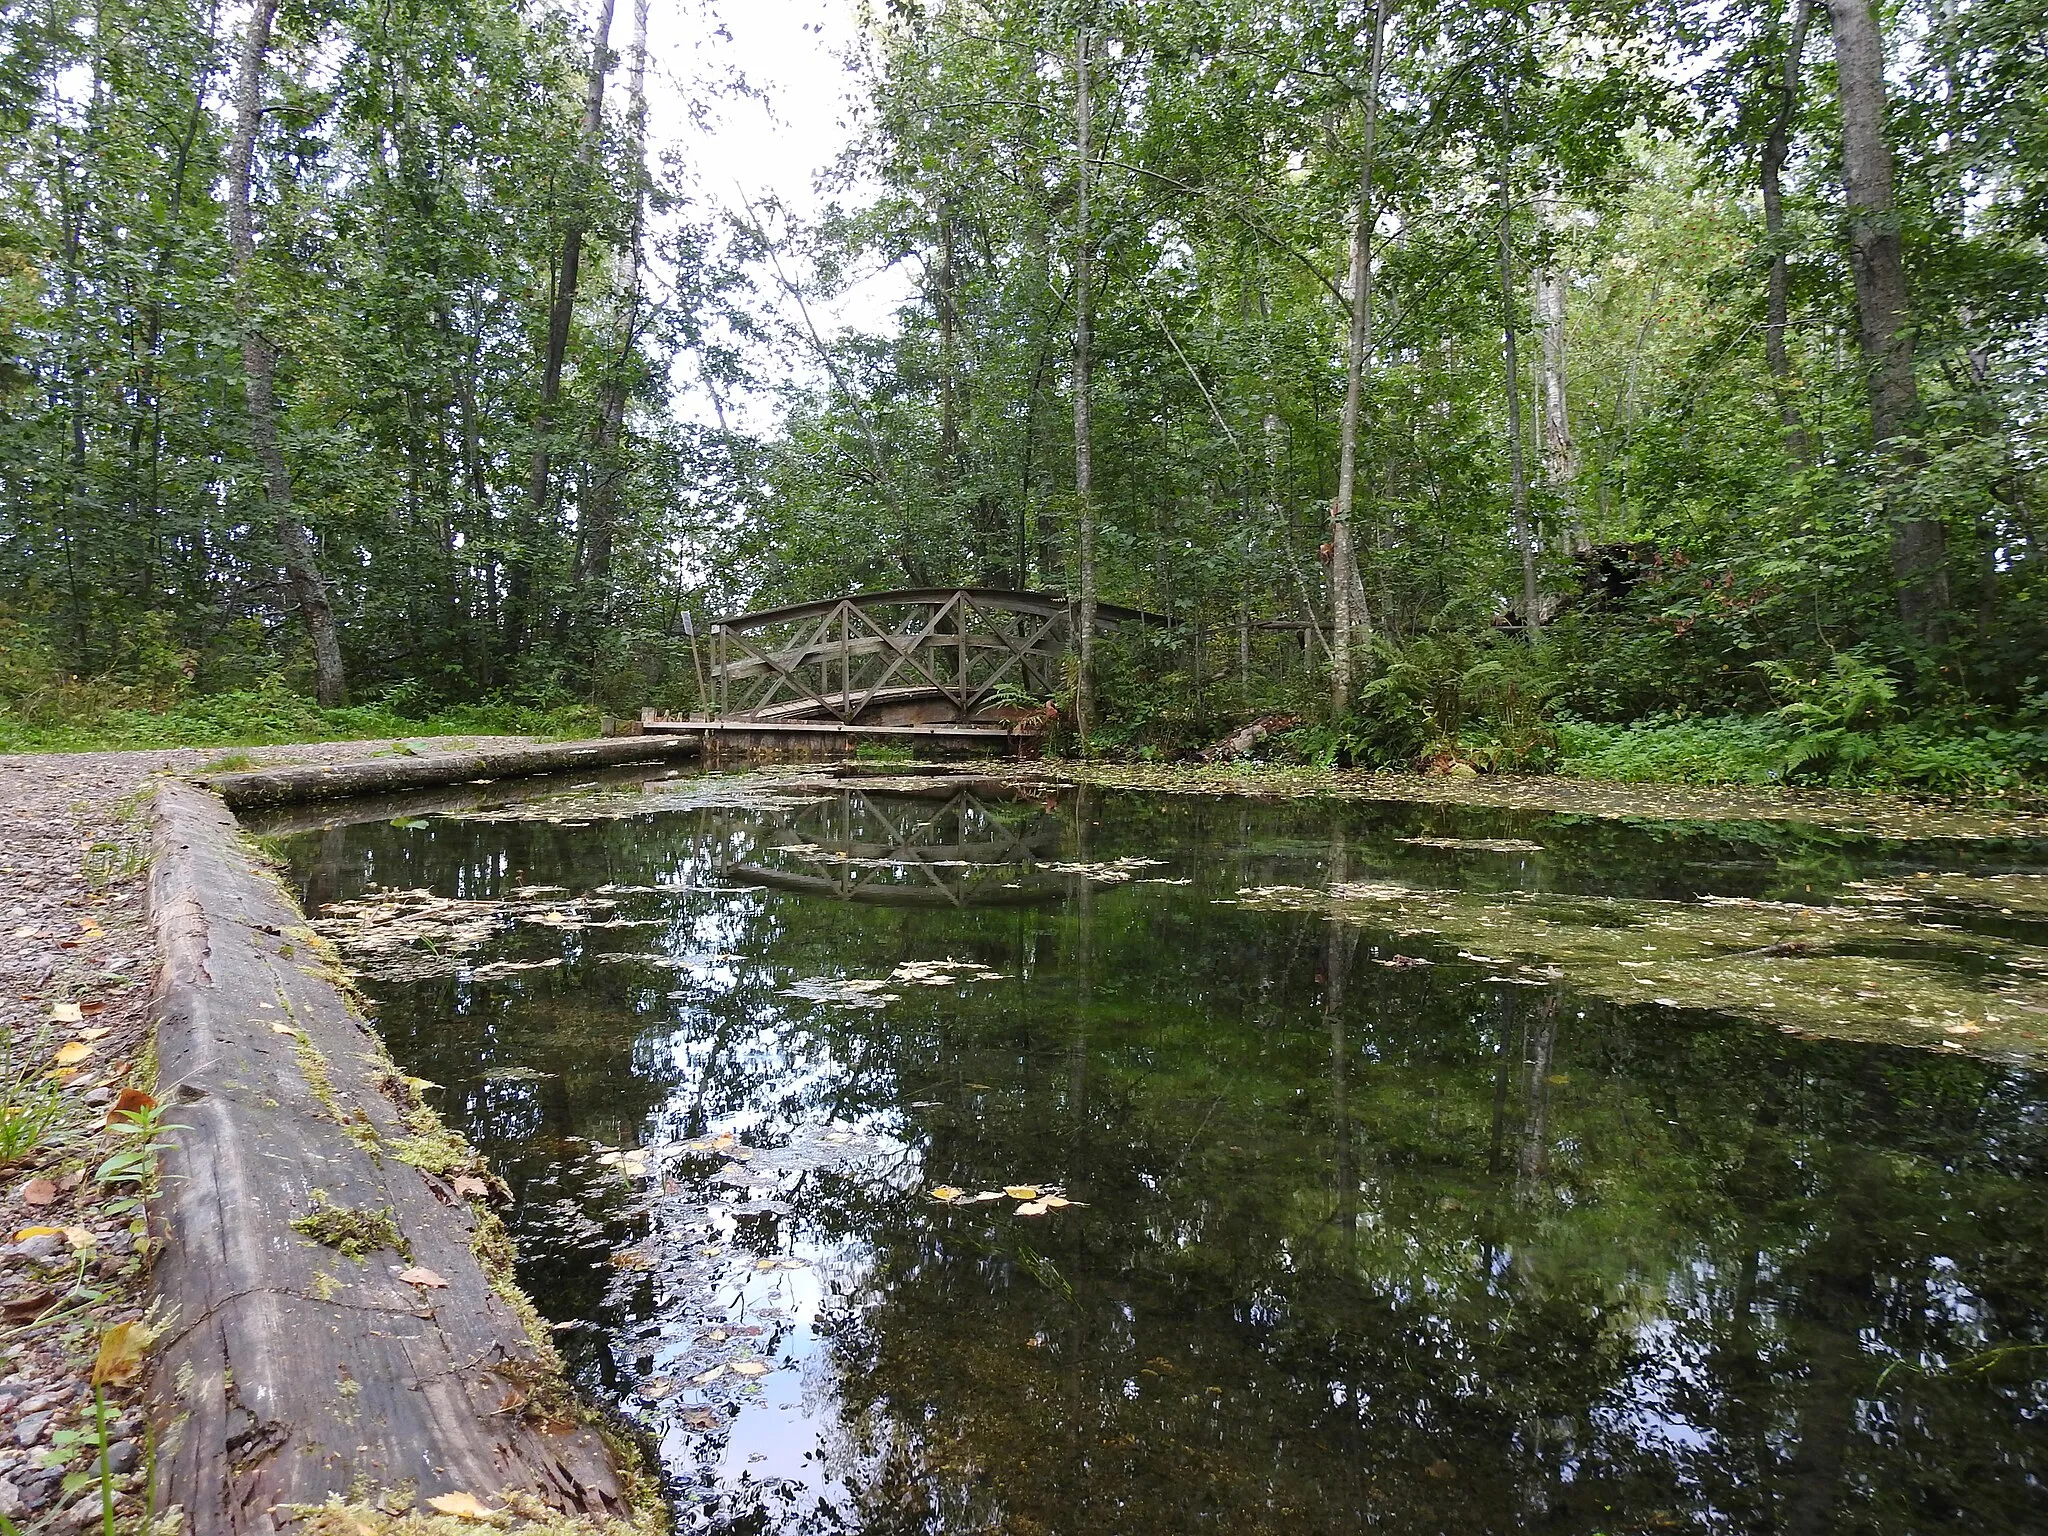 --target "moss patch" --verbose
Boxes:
[290,1196,409,1262]
[281,1489,663,1536]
